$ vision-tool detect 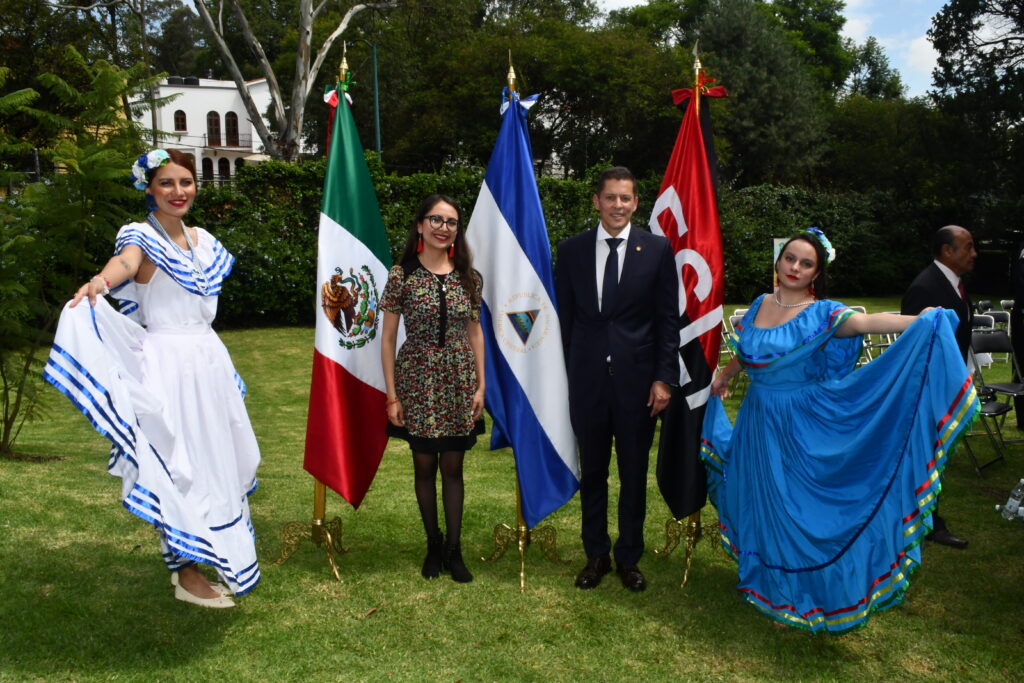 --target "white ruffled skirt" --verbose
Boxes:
[44,298,261,595]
